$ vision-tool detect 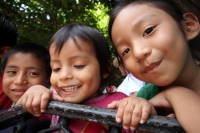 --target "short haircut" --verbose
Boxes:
[2,42,51,78]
